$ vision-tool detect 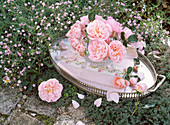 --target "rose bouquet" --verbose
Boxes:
[66,14,145,63]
